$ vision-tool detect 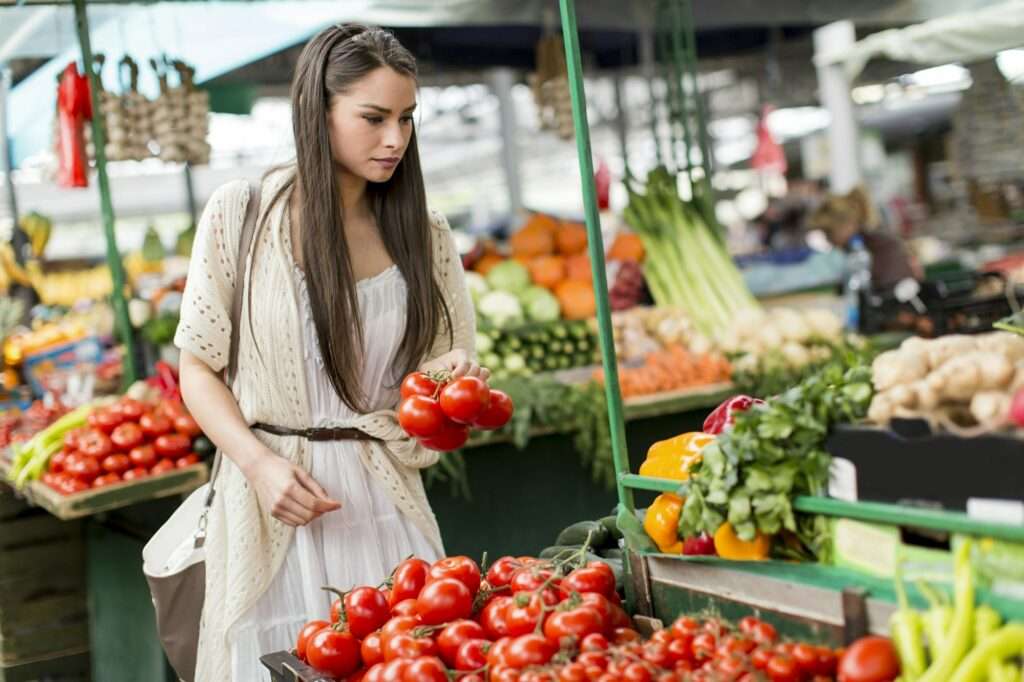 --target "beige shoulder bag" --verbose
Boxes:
[143,181,261,682]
